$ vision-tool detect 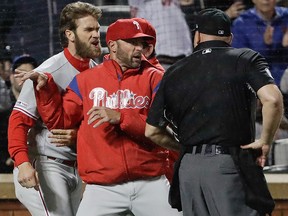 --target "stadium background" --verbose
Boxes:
[0,0,129,64]
[1,0,288,65]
